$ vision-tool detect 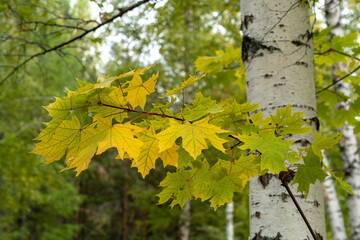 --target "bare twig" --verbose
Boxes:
[279,172,318,240]
[0,0,150,86]
[316,65,360,94]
